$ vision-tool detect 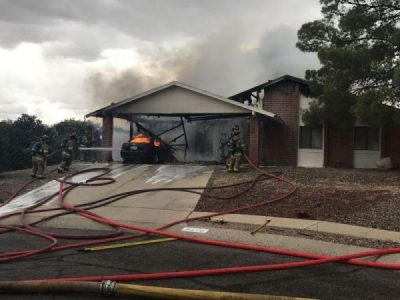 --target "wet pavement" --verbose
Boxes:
[2,163,215,229]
